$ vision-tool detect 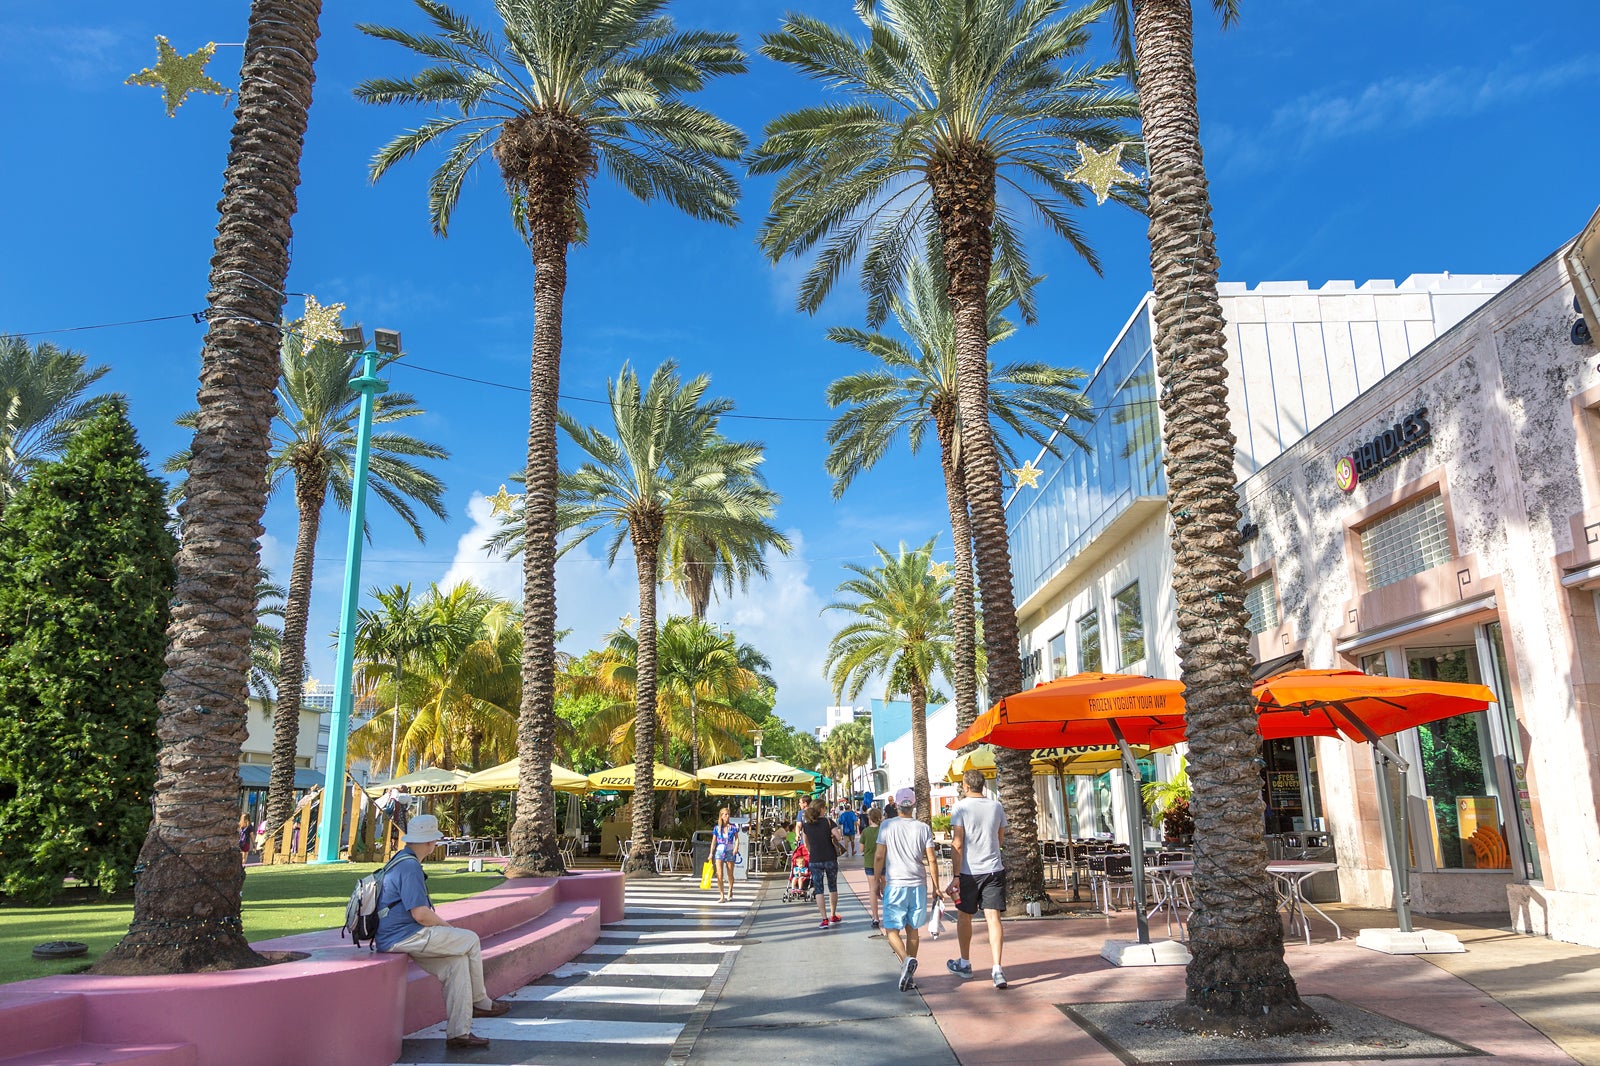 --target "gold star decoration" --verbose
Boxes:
[295,295,346,346]
[126,36,229,117]
[1012,460,1043,489]
[929,562,951,580]
[619,613,635,631]
[1066,141,1139,206]
[486,485,519,516]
